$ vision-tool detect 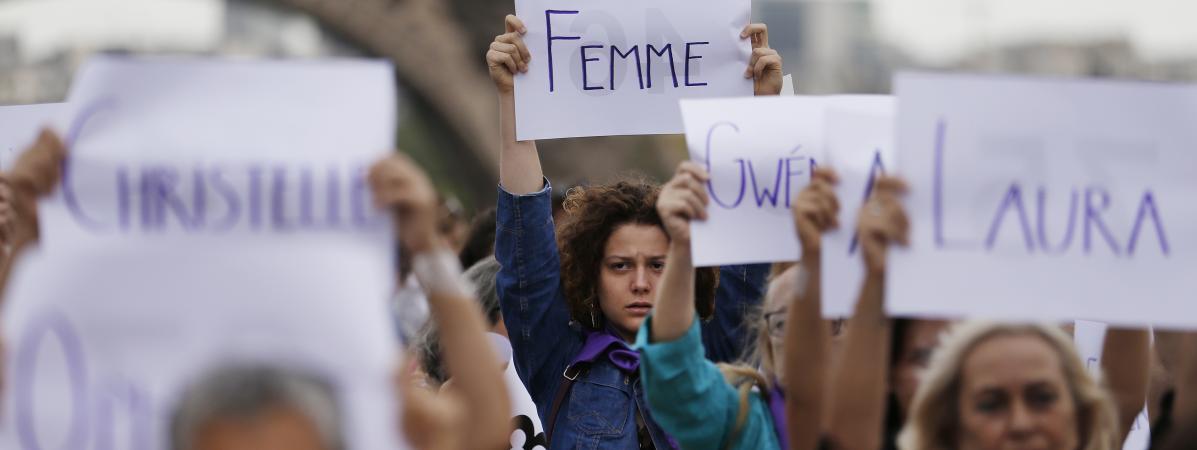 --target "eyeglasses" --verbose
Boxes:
[764,311,847,339]
[764,310,787,338]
